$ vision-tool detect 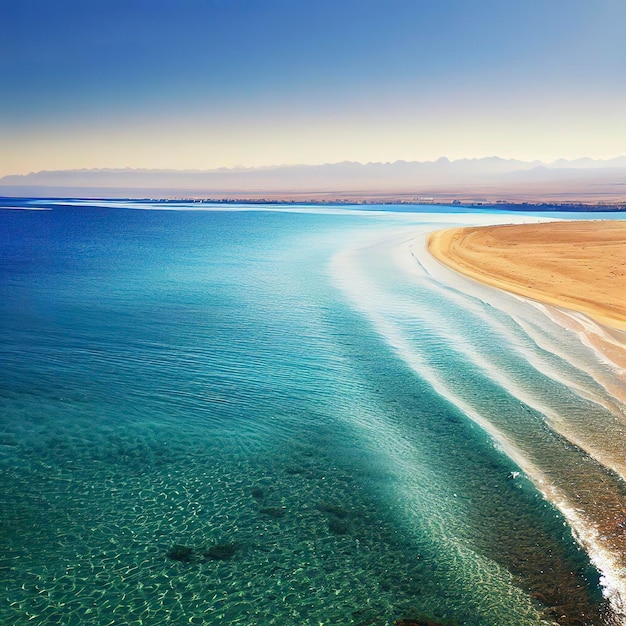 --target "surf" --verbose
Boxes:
[332,222,626,624]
